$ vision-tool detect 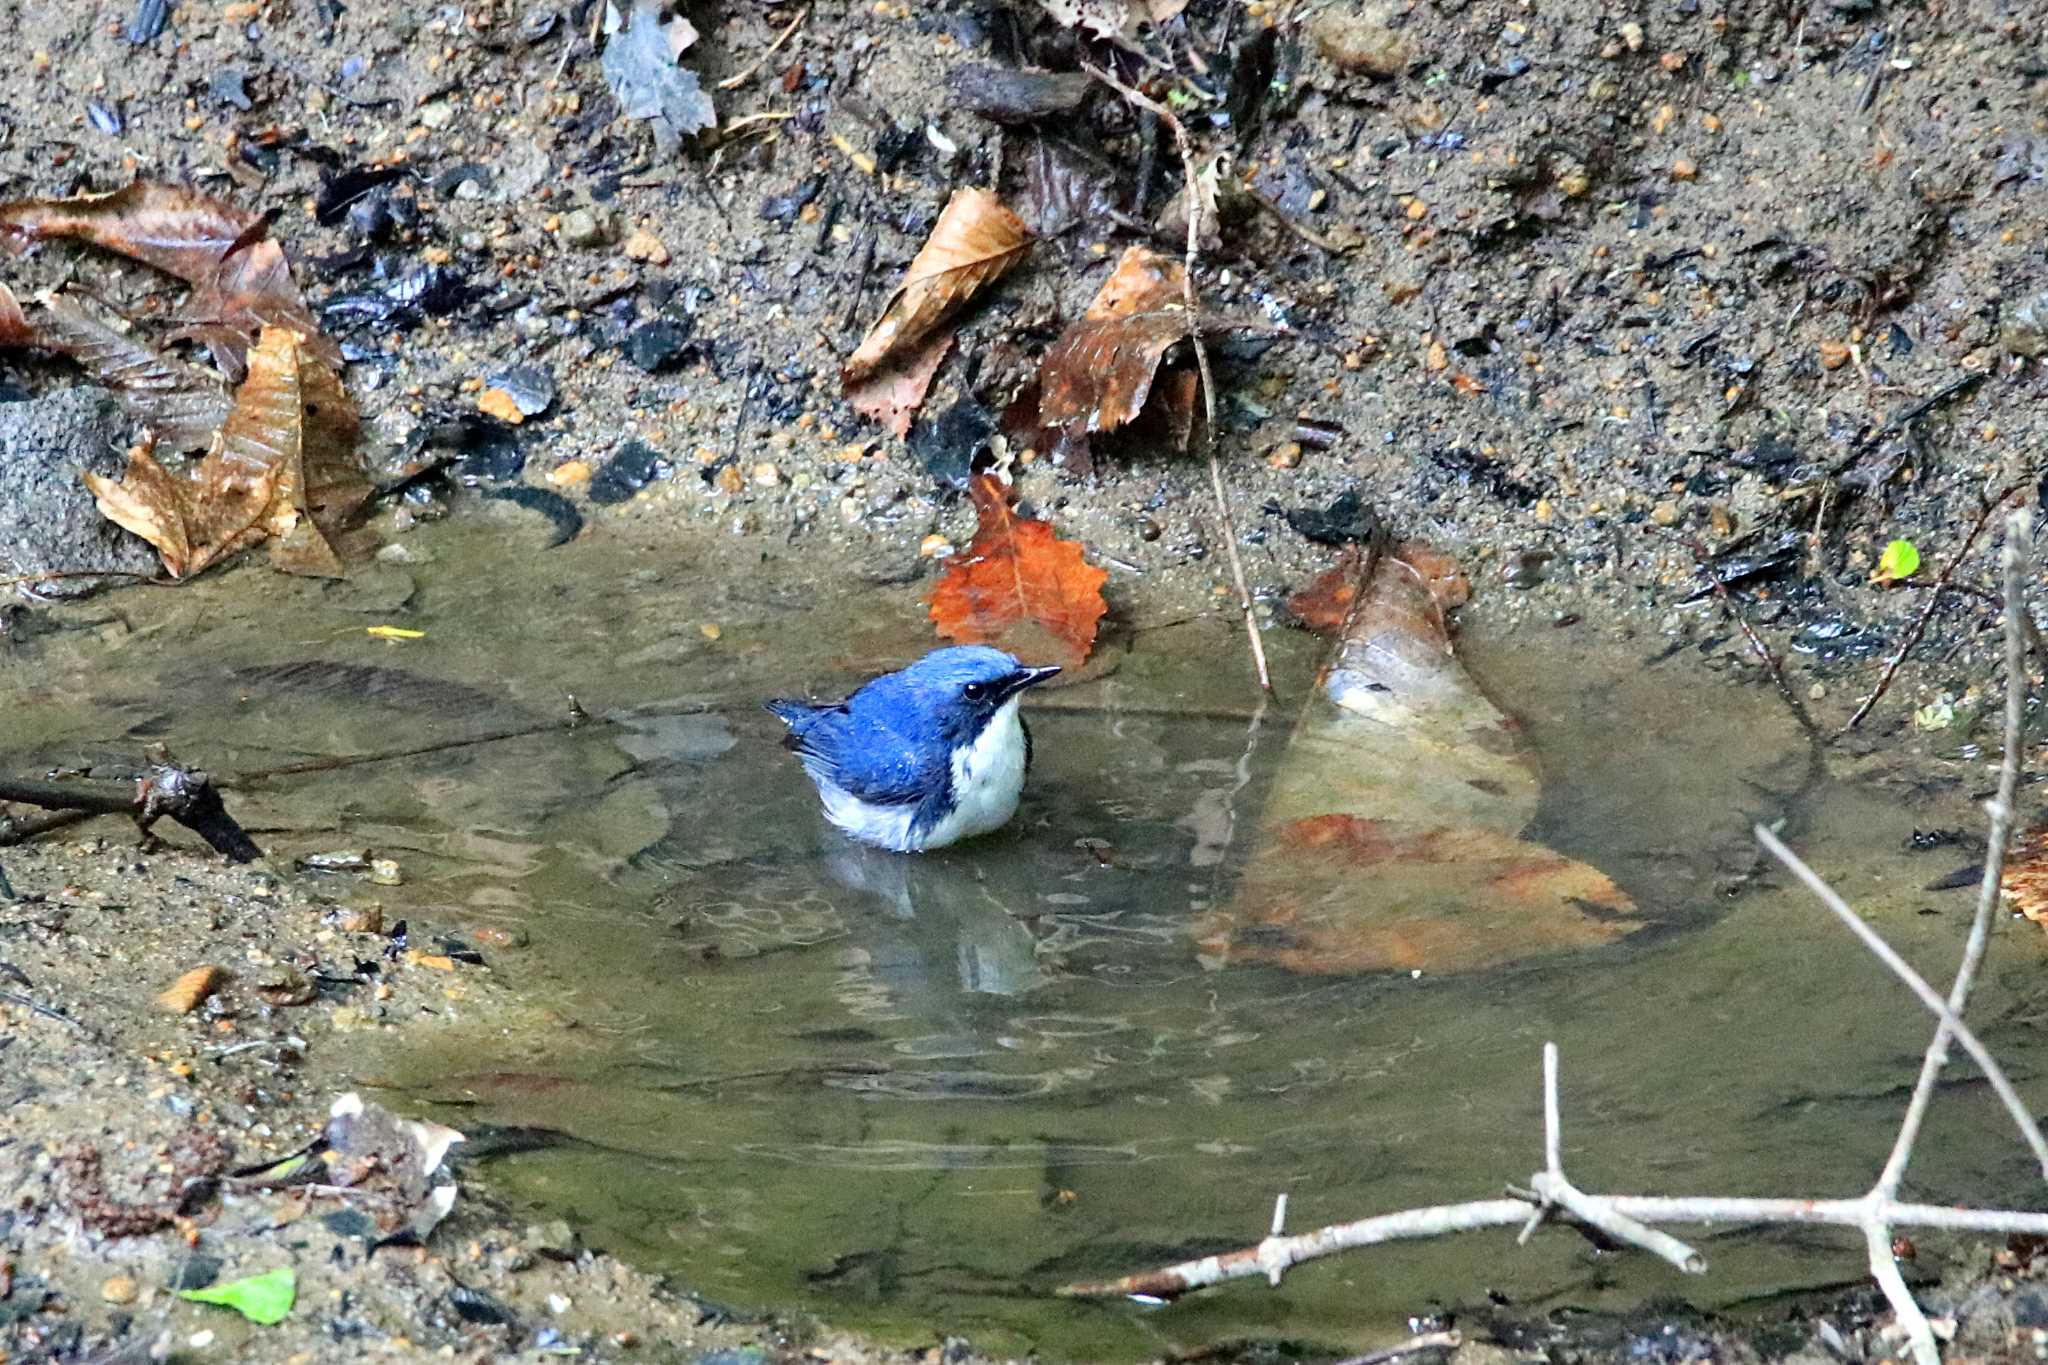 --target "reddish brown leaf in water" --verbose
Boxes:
[84,326,367,579]
[0,180,337,381]
[2002,824,2048,927]
[1287,543,1466,636]
[1195,814,1639,975]
[843,188,1029,390]
[928,473,1109,671]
